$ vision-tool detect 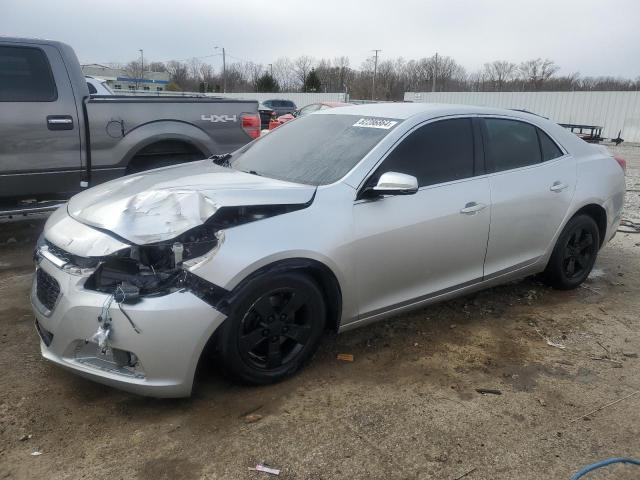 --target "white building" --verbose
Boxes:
[81,64,170,92]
